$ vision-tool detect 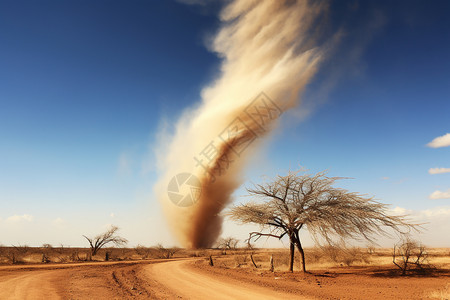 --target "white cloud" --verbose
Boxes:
[429,189,450,200]
[389,206,409,215]
[427,133,450,148]
[429,167,450,174]
[52,217,64,225]
[110,212,115,218]
[6,214,33,223]
[419,207,450,218]
[390,205,450,220]
[390,205,450,219]
[398,205,450,247]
